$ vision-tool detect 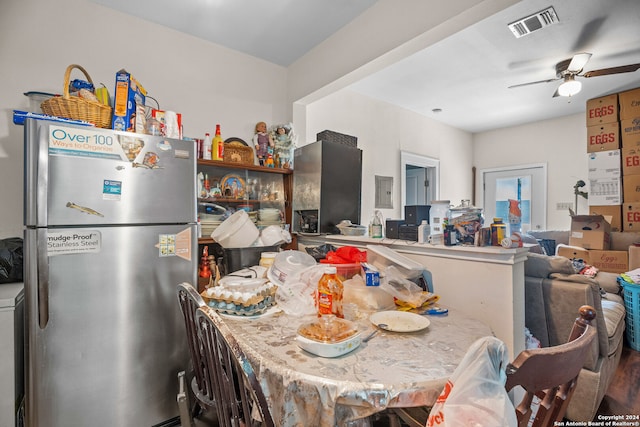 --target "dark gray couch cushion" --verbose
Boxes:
[525,253,575,278]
